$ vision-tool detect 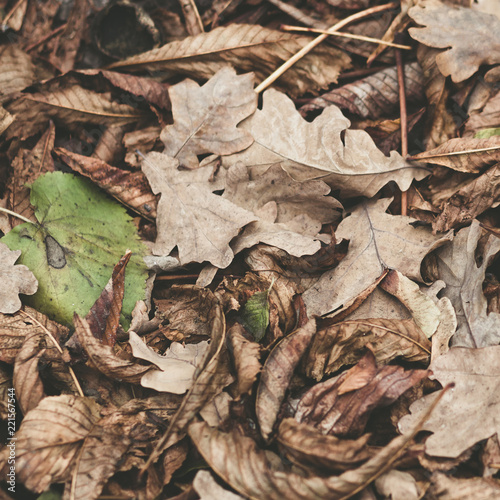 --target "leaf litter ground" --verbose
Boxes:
[1,1,500,499]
